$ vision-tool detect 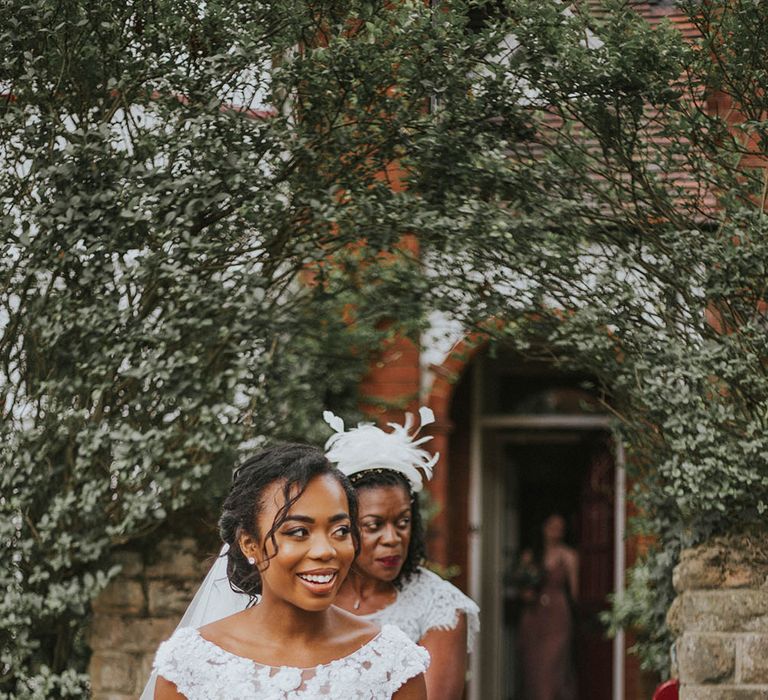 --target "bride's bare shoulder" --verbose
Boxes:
[197,608,254,646]
[331,605,381,645]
